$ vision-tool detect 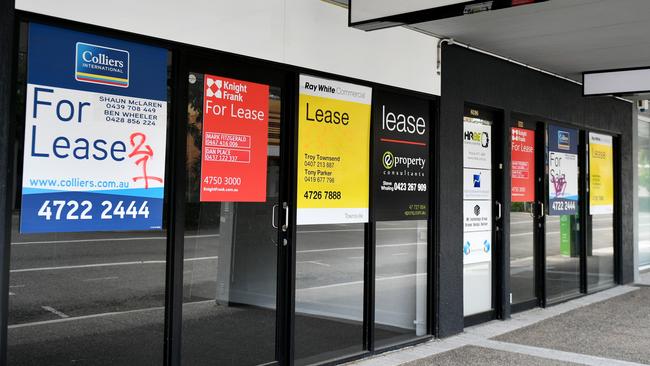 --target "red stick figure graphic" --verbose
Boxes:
[128,132,163,189]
